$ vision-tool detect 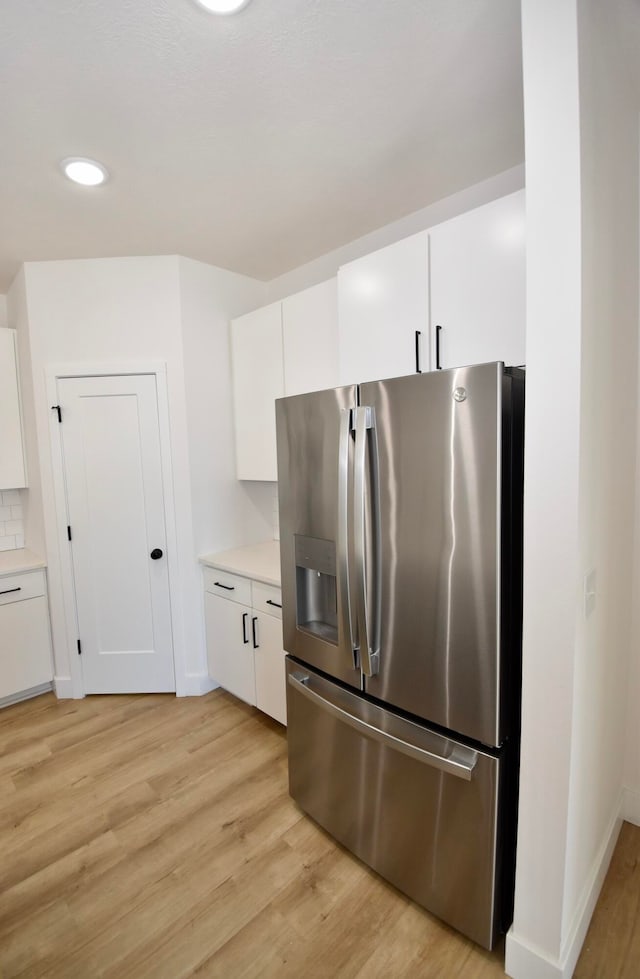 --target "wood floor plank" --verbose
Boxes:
[0,690,638,979]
